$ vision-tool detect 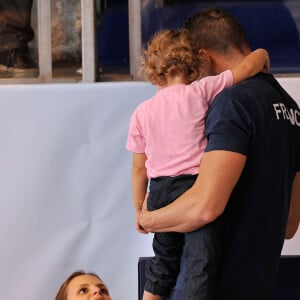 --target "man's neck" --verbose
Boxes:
[208,48,250,75]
